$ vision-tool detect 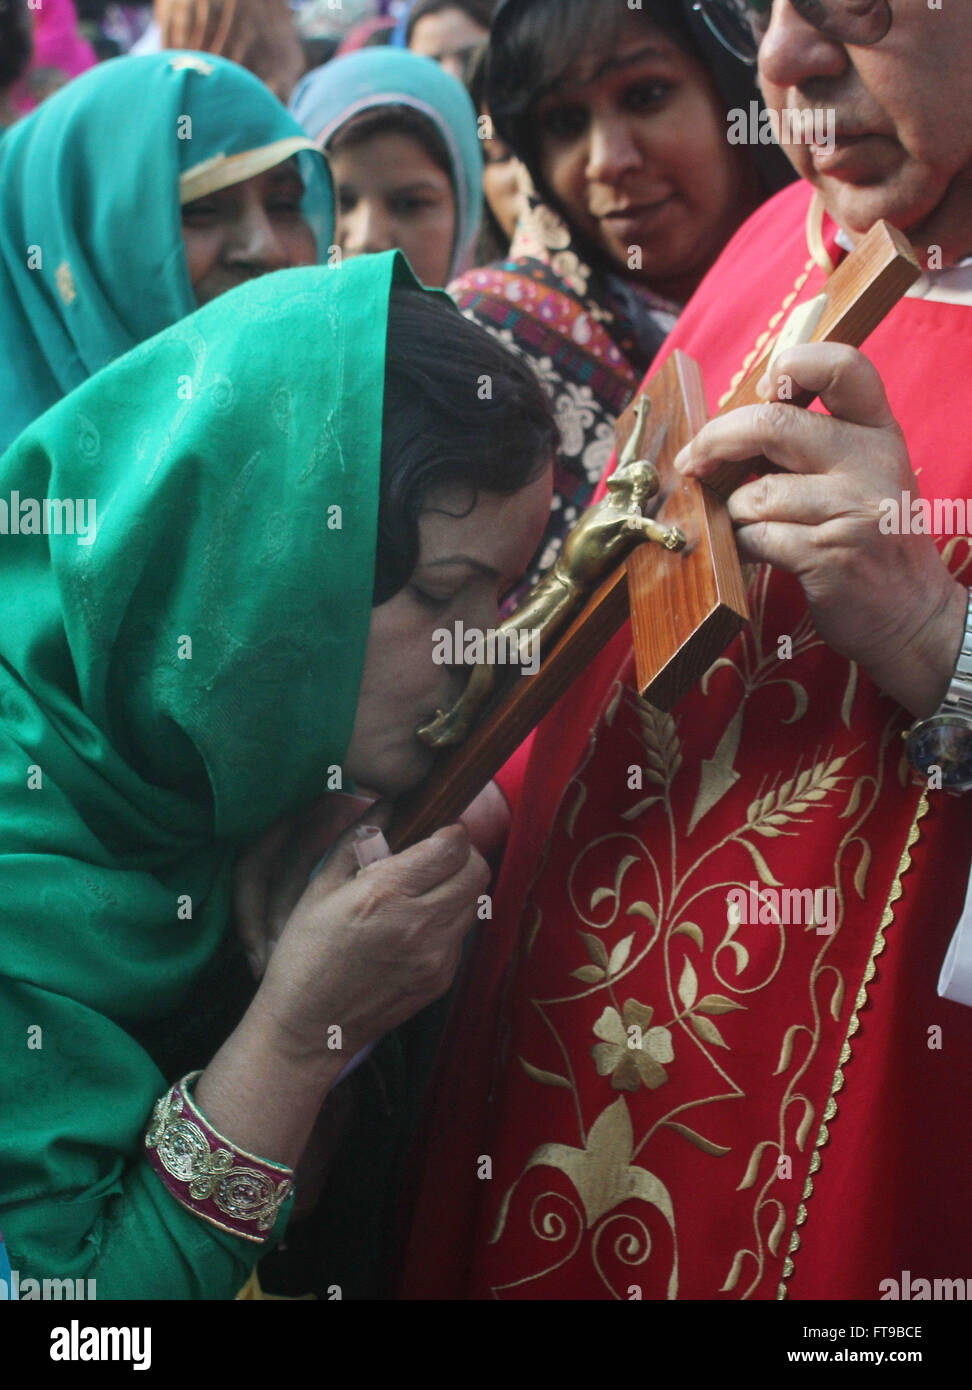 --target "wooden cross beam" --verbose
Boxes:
[387,221,920,853]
